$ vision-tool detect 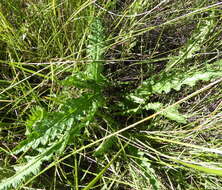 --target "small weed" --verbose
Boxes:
[0,1,222,189]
